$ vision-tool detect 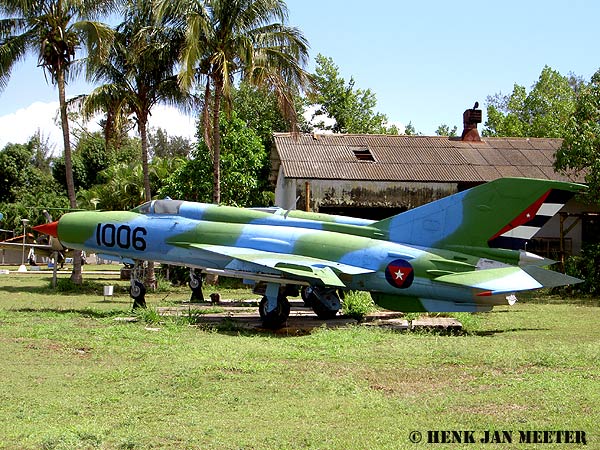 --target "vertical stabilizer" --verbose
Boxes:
[373,178,585,252]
